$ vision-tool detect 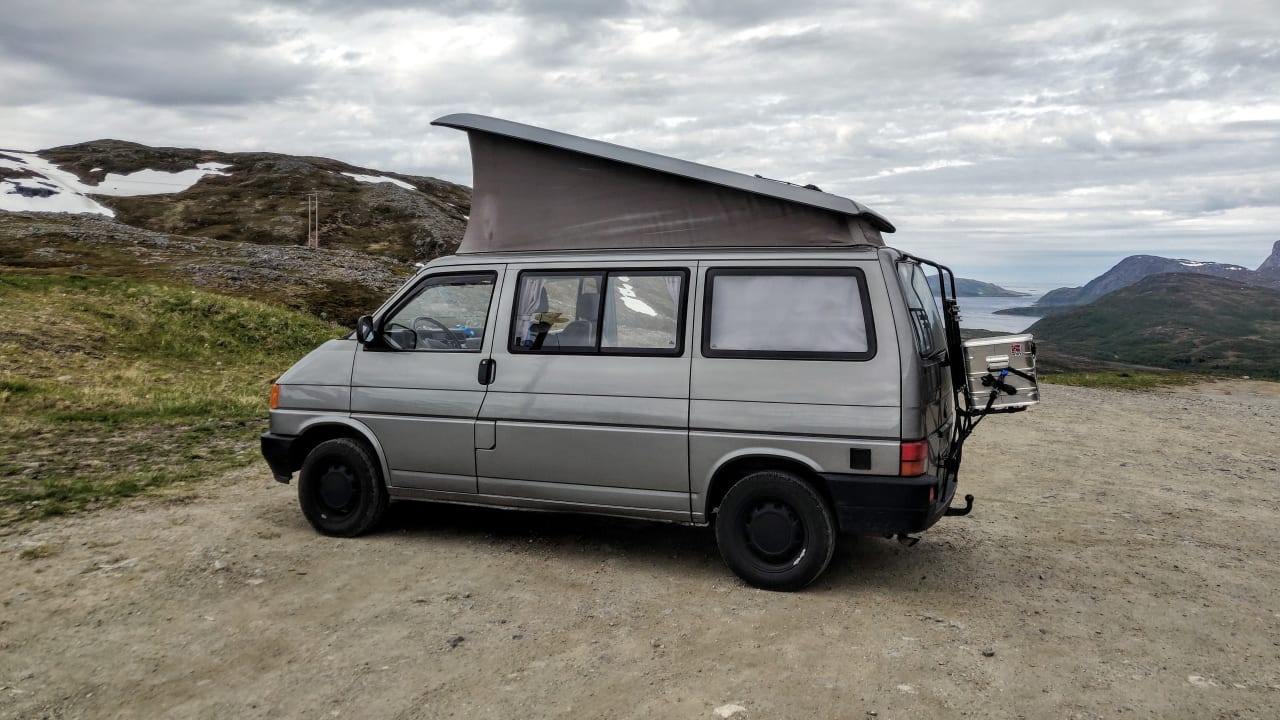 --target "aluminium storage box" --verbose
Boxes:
[962,333,1040,411]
